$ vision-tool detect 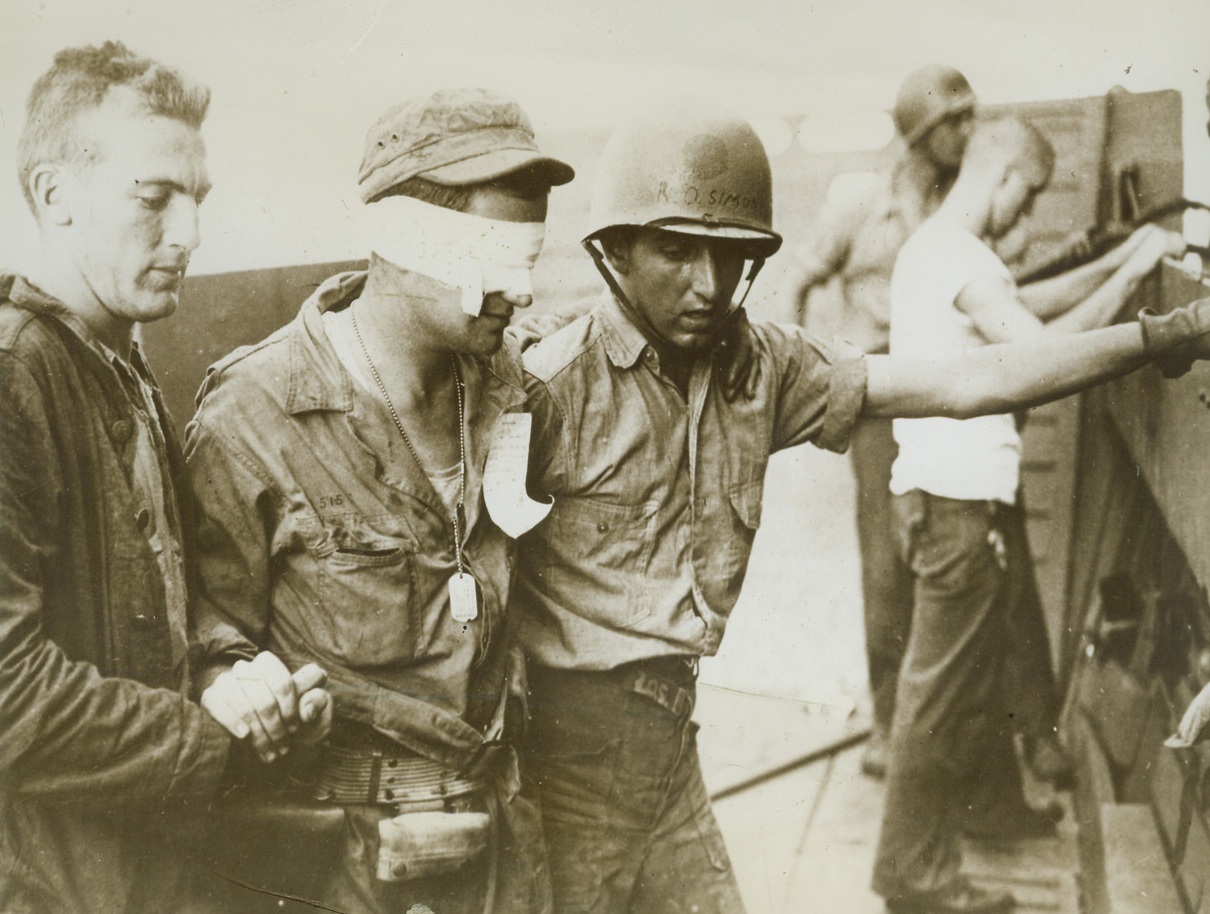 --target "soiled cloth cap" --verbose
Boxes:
[358,87,575,202]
